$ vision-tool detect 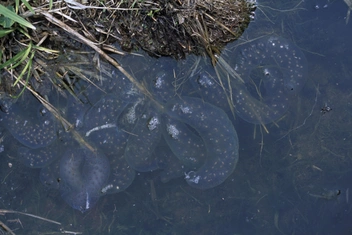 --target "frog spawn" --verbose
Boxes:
[193,36,307,125]
[0,35,307,211]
